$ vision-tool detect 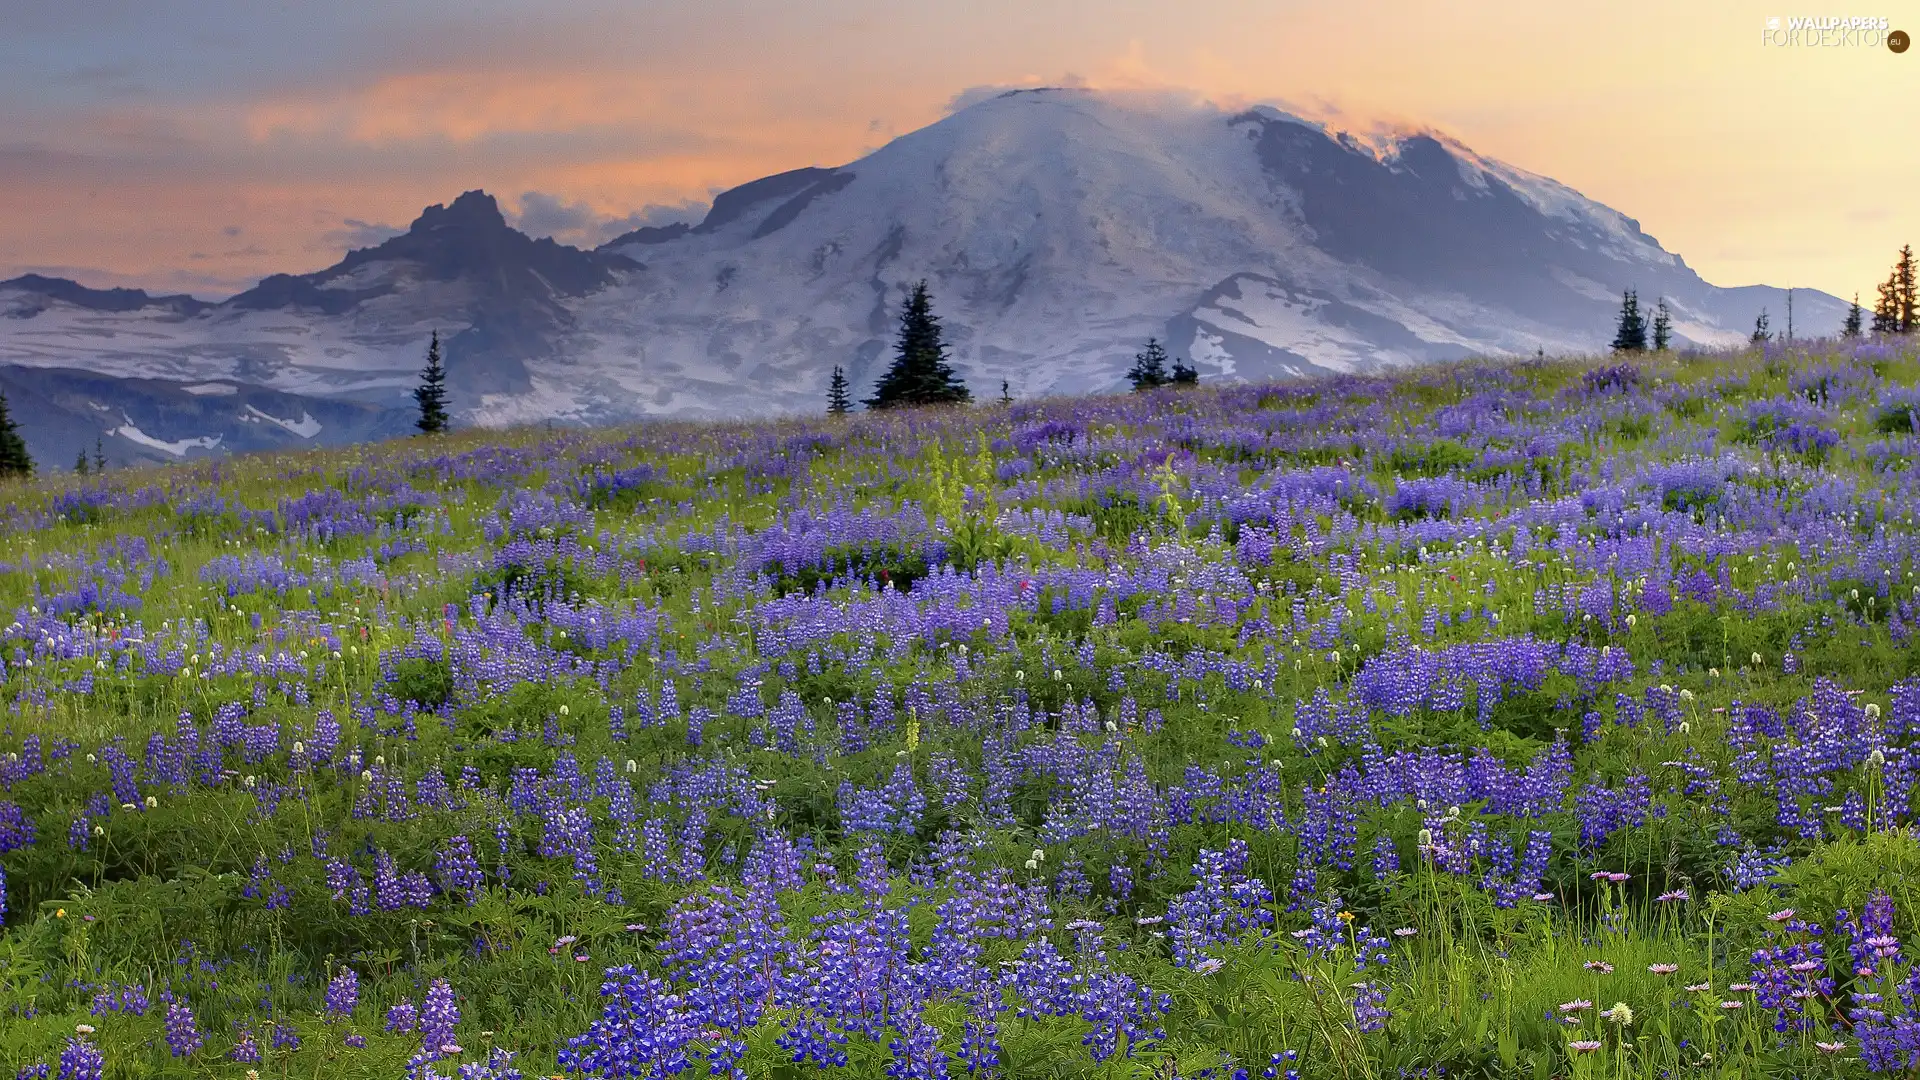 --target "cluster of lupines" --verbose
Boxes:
[3,344,1920,1075]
